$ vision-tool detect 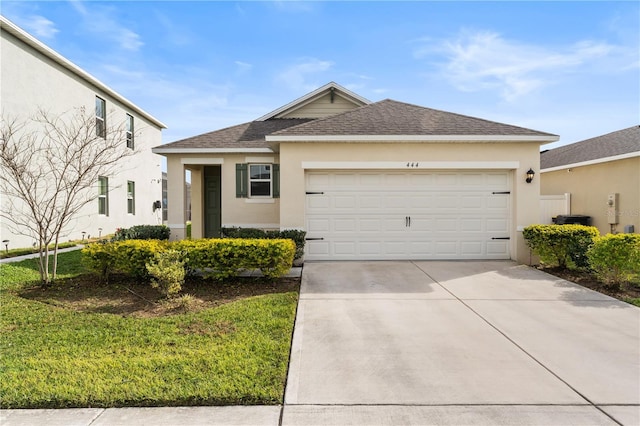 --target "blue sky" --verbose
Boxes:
[3,1,639,149]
